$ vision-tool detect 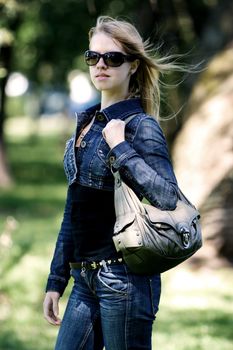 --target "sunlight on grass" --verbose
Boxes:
[162,267,232,310]
[153,267,233,350]
[5,115,75,139]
